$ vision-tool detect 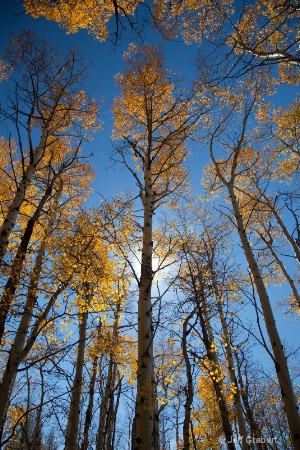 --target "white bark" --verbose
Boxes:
[134,159,156,450]
[228,184,300,449]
